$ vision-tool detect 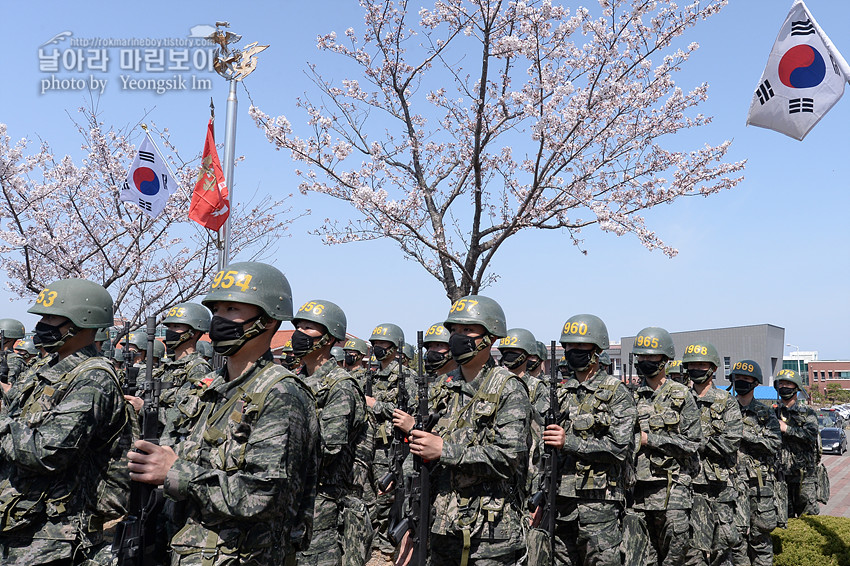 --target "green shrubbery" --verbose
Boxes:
[772,516,850,566]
